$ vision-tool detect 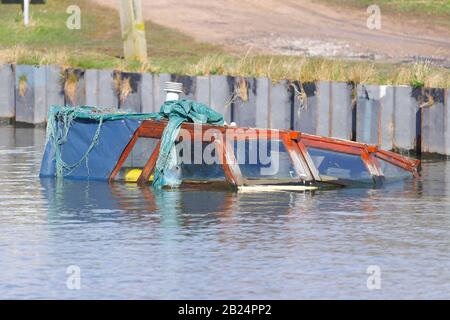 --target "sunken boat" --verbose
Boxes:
[40,82,420,191]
